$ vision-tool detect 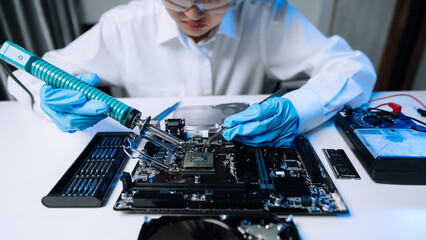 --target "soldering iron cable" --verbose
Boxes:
[0,48,35,108]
